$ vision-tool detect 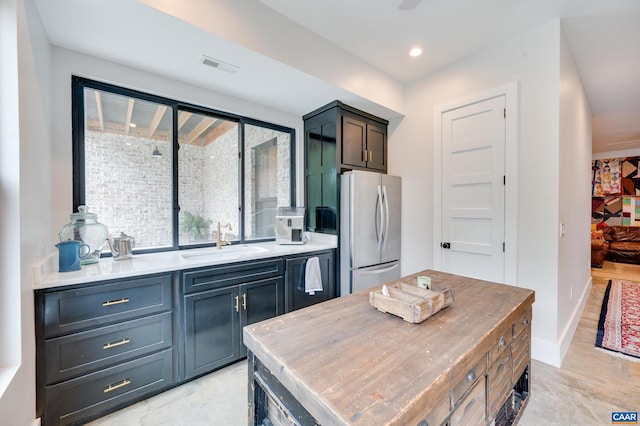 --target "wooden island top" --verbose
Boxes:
[243,270,535,425]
